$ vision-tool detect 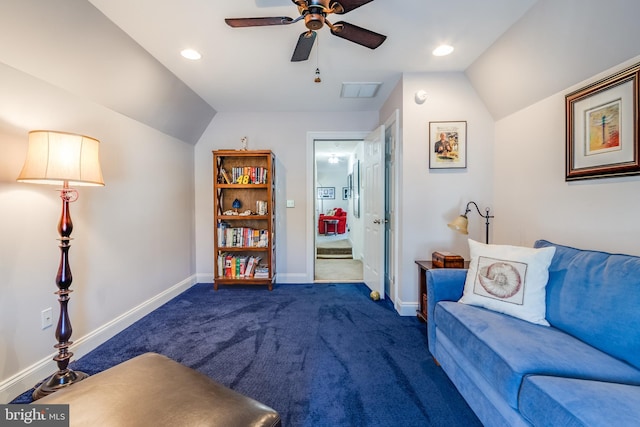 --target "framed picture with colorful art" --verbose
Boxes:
[566,62,640,180]
[429,121,467,169]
